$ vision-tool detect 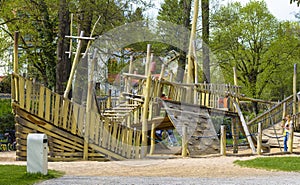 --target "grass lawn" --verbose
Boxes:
[0,165,64,185]
[234,156,300,172]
